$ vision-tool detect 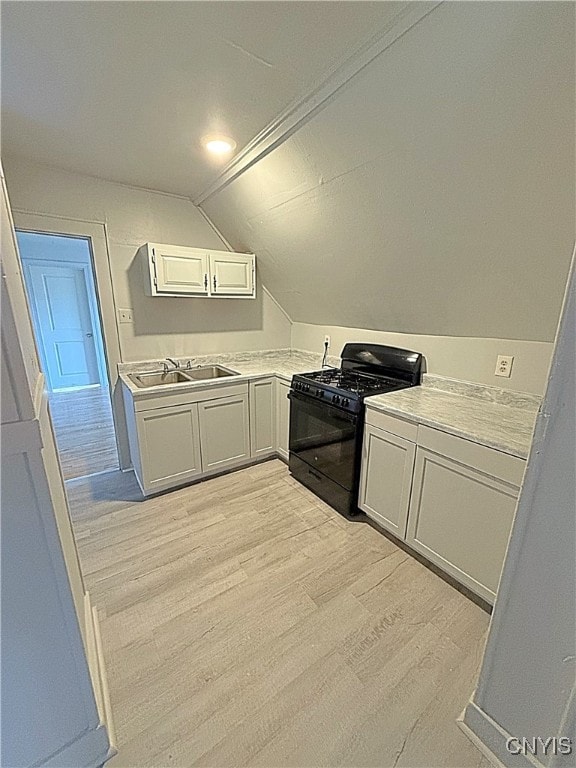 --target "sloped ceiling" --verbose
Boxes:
[2,2,574,343]
[1,0,406,197]
[201,2,575,341]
